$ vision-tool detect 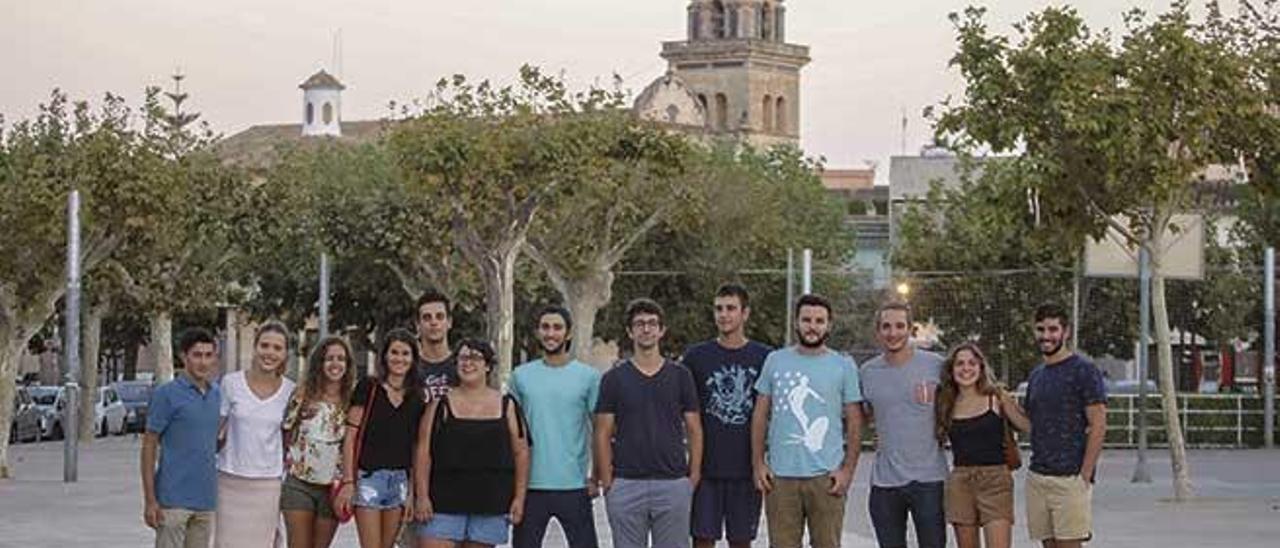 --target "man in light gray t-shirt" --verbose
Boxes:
[859,302,948,548]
